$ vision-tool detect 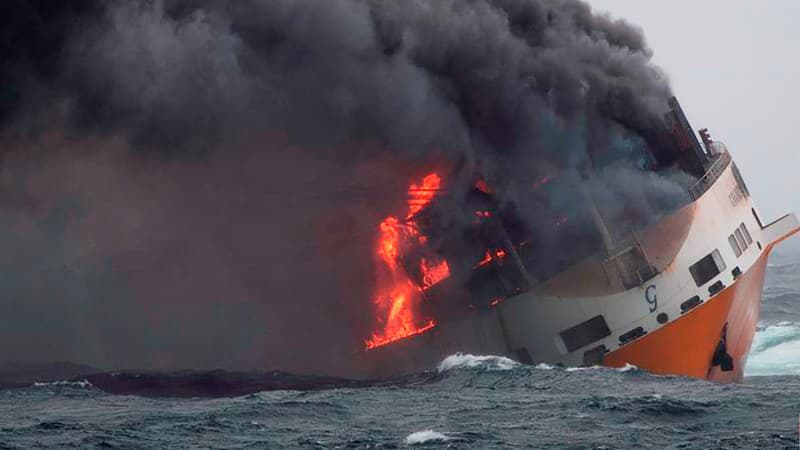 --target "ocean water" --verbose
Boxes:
[3,253,800,449]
